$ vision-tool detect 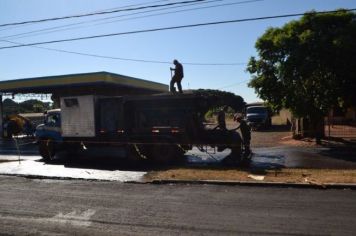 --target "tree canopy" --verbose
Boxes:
[3,99,51,116]
[247,10,356,120]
